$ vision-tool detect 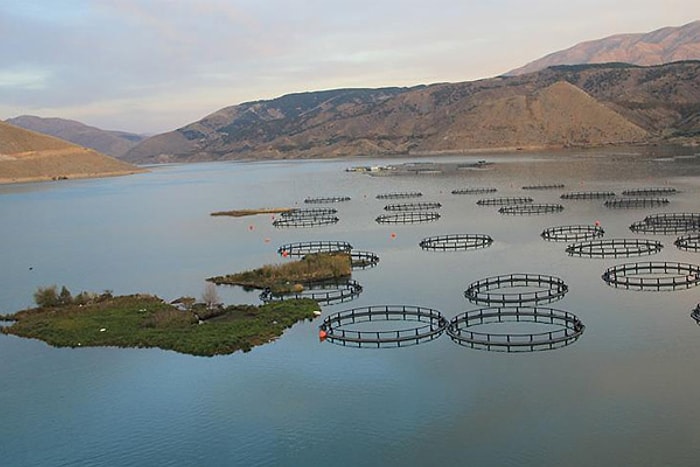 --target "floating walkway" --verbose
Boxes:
[601,261,700,291]
[447,306,584,352]
[541,224,605,242]
[464,273,568,306]
[320,305,448,348]
[566,238,663,258]
[419,234,493,251]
